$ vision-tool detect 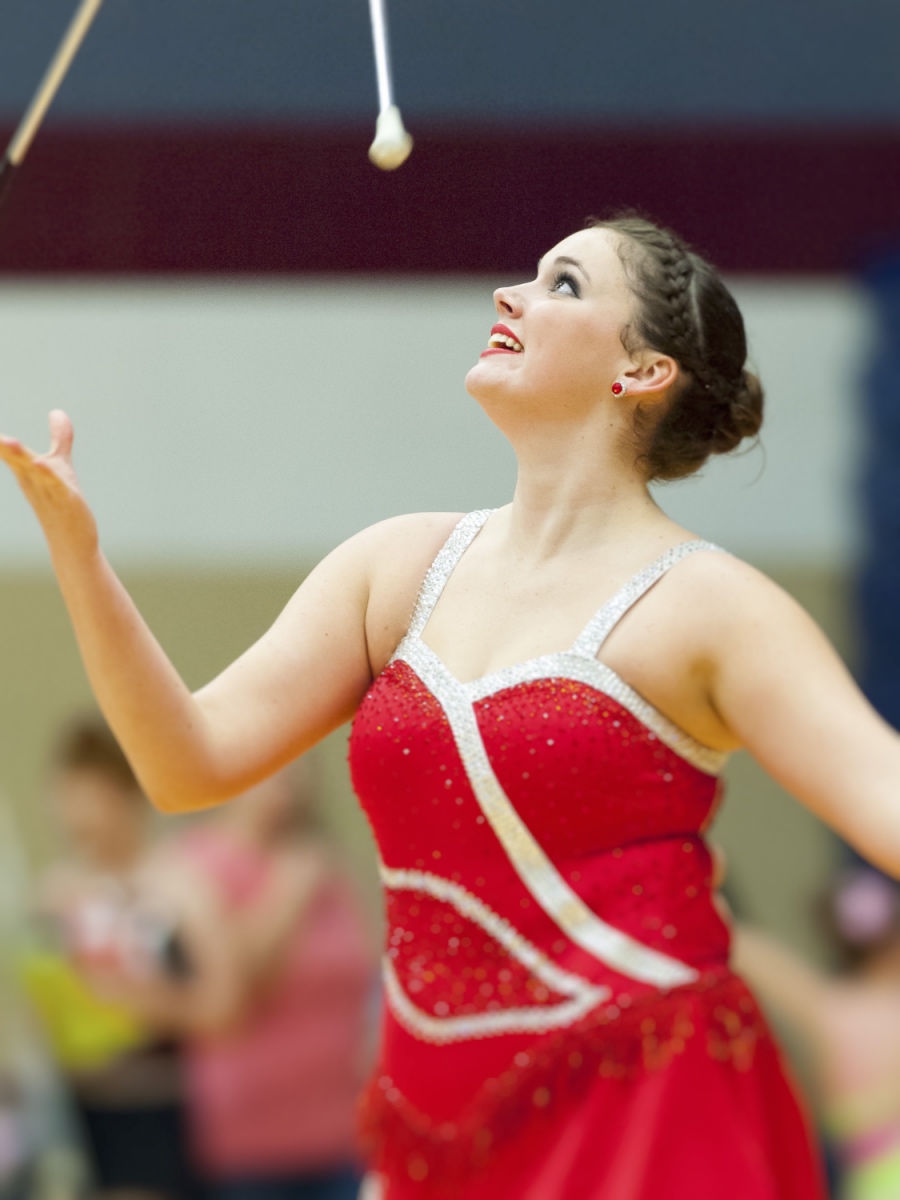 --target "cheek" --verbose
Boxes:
[530,328,610,389]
